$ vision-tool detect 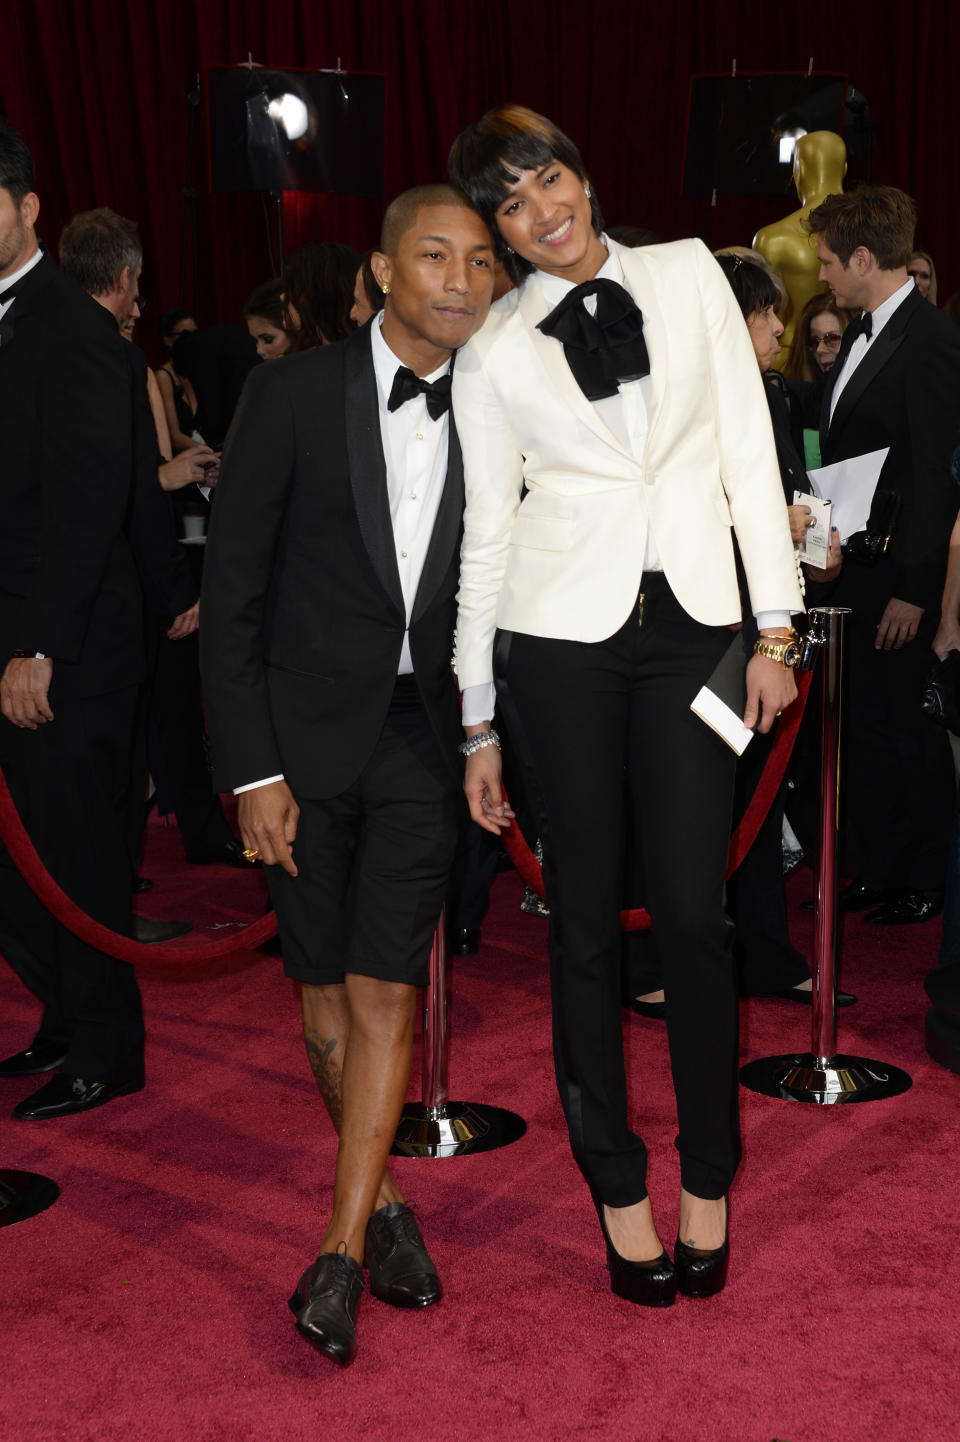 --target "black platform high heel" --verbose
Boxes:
[674,1196,729,1299]
[591,1194,677,1308]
